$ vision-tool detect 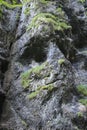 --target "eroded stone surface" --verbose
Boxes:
[0,0,87,130]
